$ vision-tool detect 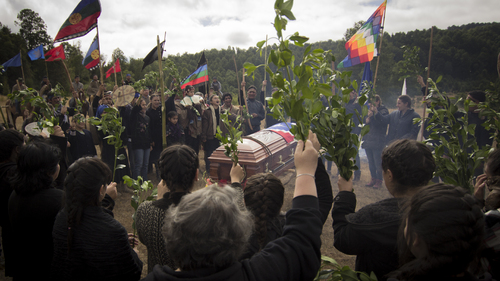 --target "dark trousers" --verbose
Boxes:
[365,147,384,180]
[204,138,221,174]
[185,135,200,156]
